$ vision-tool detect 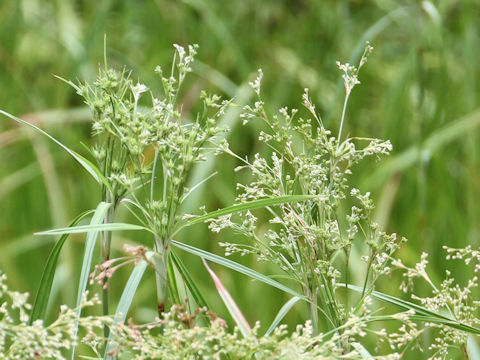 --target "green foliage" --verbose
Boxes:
[2,1,480,359]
